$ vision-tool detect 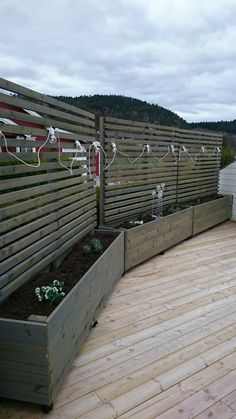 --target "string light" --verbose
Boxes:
[0,126,221,182]
[100,141,221,171]
[0,127,85,175]
[55,128,86,175]
[0,129,50,168]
